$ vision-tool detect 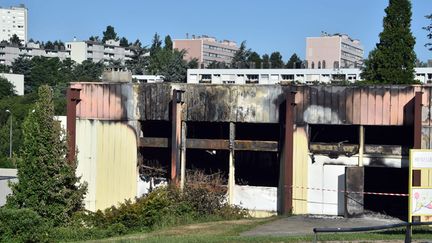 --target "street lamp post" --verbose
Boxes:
[5,109,12,158]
